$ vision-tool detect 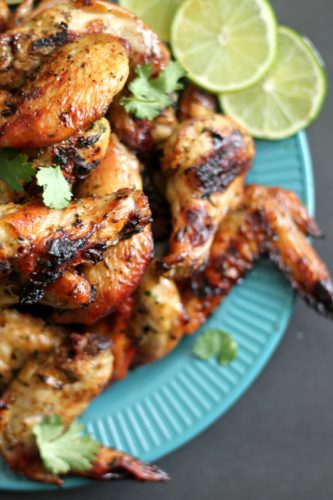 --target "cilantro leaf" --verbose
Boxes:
[36,166,72,210]
[193,329,238,365]
[33,415,100,475]
[120,61,186,120]
[154,61,186,93]
[0,148,35,193]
